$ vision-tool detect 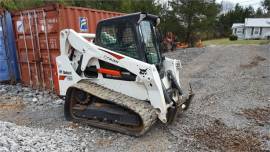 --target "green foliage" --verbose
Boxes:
[262,0,270,13]
[217,4,256,37]
[59,0,162,14]
[159,10,185,42]
[65,0,123,12]
[0,0,17,10]
[170,0,220,46]
[0,0,266,47]
[255,8,264,17]
[229,35,238,41]
[0,0,65,10]
[0,0,219,44]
